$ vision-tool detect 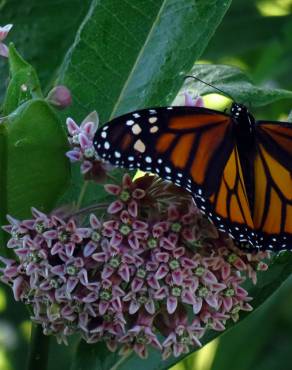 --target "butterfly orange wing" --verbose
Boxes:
[254,121,292,249]
[206,146,255,242]
[94,106,255,244]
